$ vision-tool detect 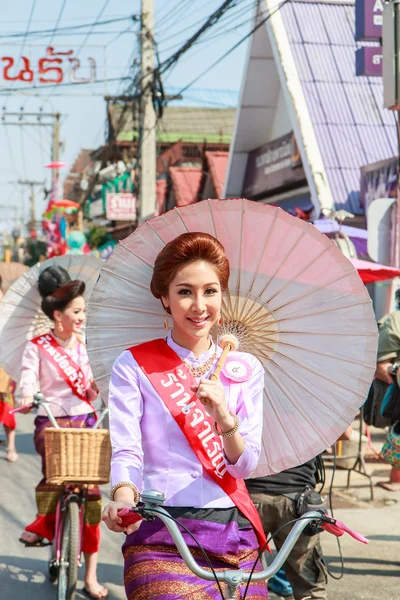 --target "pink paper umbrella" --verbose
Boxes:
[86,199,378,477]
[45,161,67,169]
